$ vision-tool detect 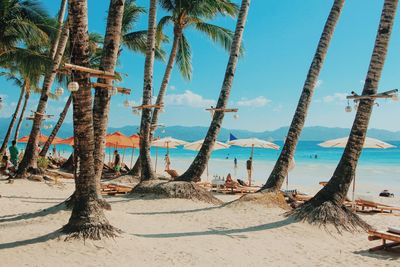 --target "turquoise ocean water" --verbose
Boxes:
[20,140,399,165]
